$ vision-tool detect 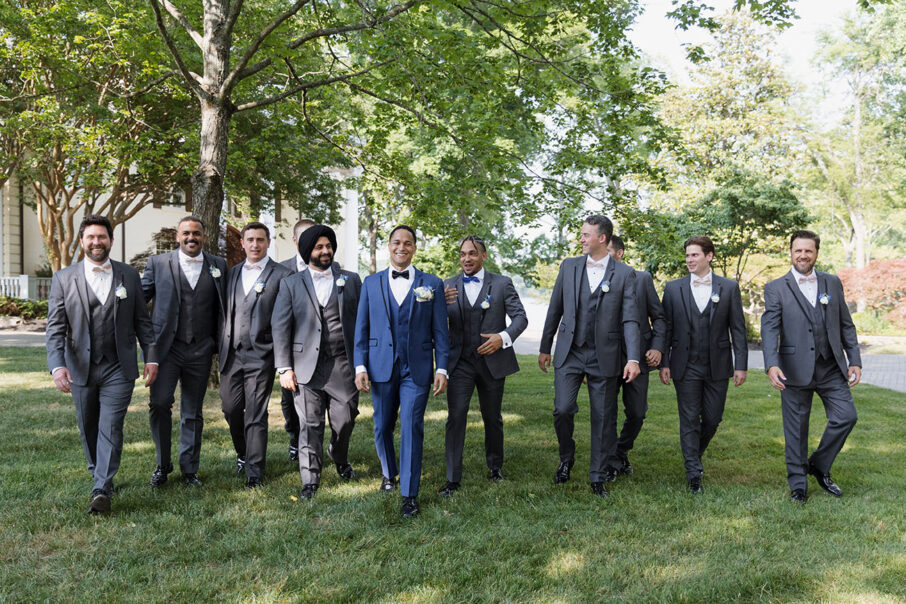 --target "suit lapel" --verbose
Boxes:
[709,278,721,324]
[301,268,320,313]
[169,251,182,306]
[229,261,243,317]
[679,276,695,327]
[331,266,344,311]
[379,269,392,322]
[574,257,584,311]
[817,272,832,322]
[252,260,276,311]
[454,274,465,326]
[408,269,422,322]
[75,262,91,323]
[110,261,121,326]
[784,272,813,318]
